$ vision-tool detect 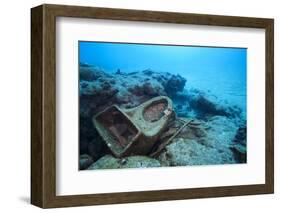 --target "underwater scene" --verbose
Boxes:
[79,41,247,170]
